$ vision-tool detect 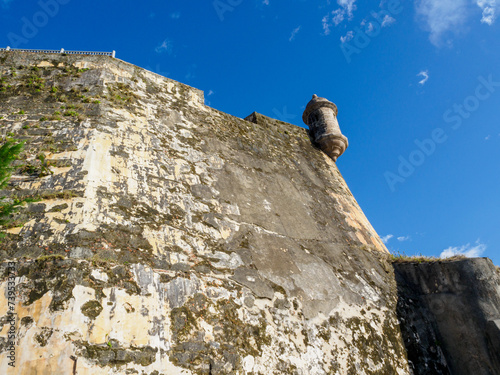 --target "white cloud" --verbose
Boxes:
[208,90,214,96]
[338,0,357,19]
[289,25,302,42]
[332,9,345,25]
[155,39,174,54]
[397,236,410,242]
[417,70,429,85]
[440,240,487,258]
[340,30,354,43]
[381,14,396,27]
[322,15,332,35]
[322,0,357,35]
[263,0,269,5]
[416,1,498,45]
[381,234,394,244]
[485,135,491,140]
[476,0,497,25]
[415,0,469,47]
[170,12,181,19]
